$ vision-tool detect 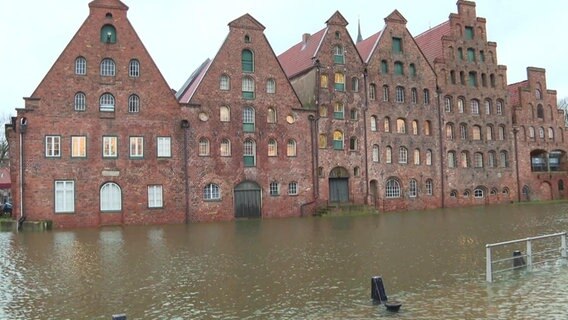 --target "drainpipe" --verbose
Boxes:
[513,128,521,202]
[18,117,27,231]
[181,120,190,223]
[436,85,445,208]
[309,115,317,200]
[362,67,370,205]
[314,59,321,203]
